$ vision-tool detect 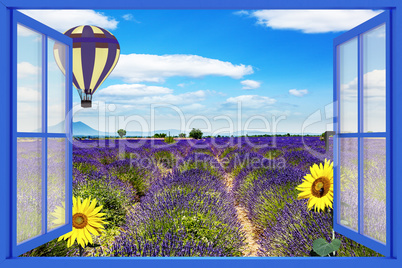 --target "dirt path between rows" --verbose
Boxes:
[219,159,260,257]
